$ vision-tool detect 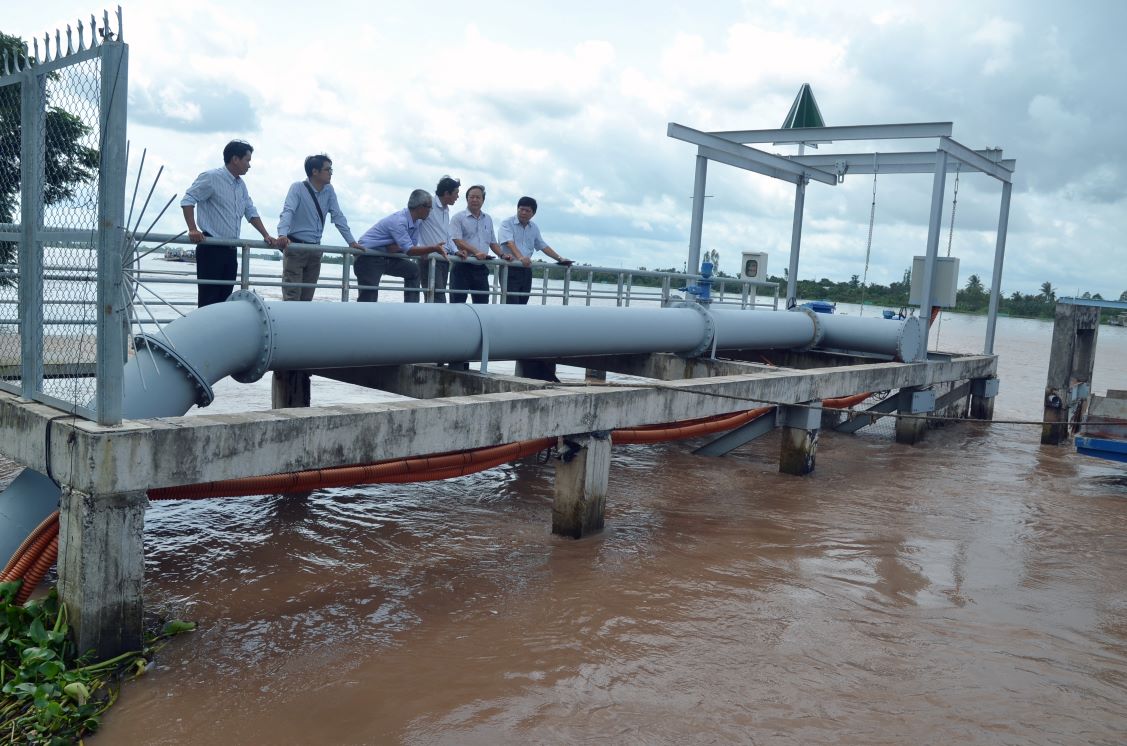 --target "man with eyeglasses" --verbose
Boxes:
[498,196,572,305]
[181,139,276,307]
[276,154,363,301]
[449,184,503,304]
[354,189,448,302]
[416,176,460,302]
